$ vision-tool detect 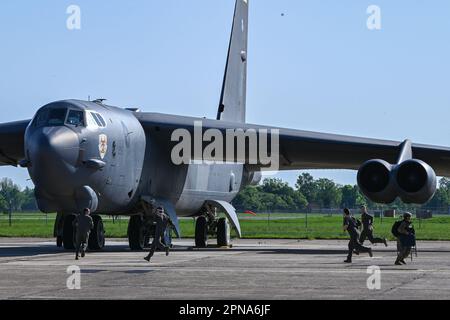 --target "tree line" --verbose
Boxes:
[233,173,450,213]
[0,178,38,213]
[1,174,450,214]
